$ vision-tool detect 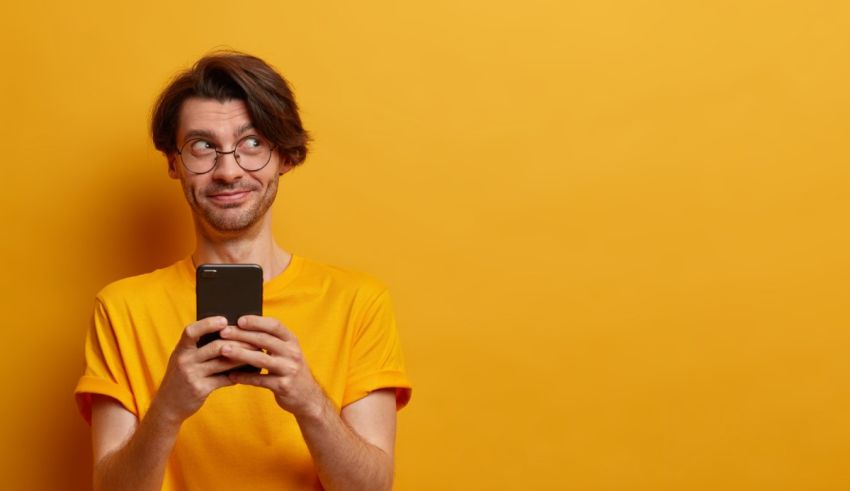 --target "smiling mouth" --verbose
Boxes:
[207,190,251,205]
